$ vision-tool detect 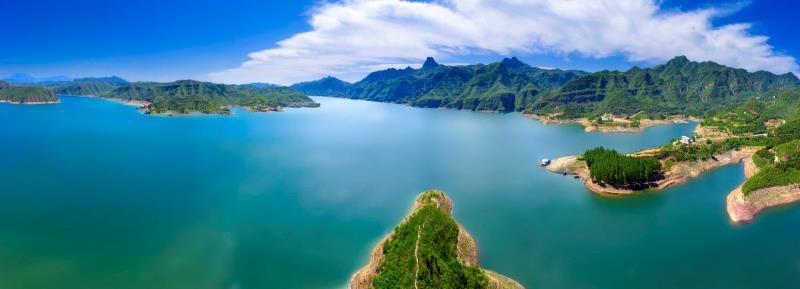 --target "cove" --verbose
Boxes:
[1,96,799,289]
